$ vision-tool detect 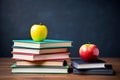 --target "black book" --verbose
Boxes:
[73,64,114,75]
[71,58,106,69]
